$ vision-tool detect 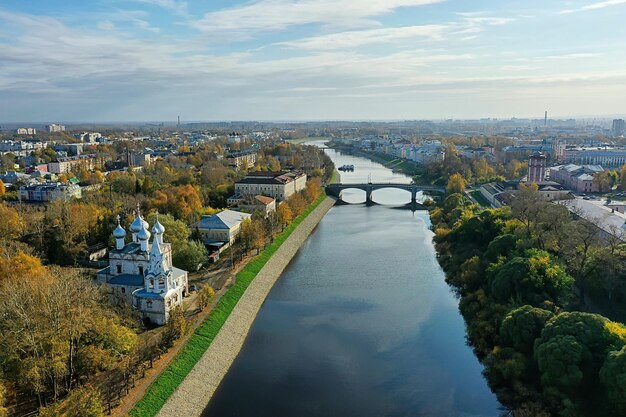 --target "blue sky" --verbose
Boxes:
[1,0,625,122]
